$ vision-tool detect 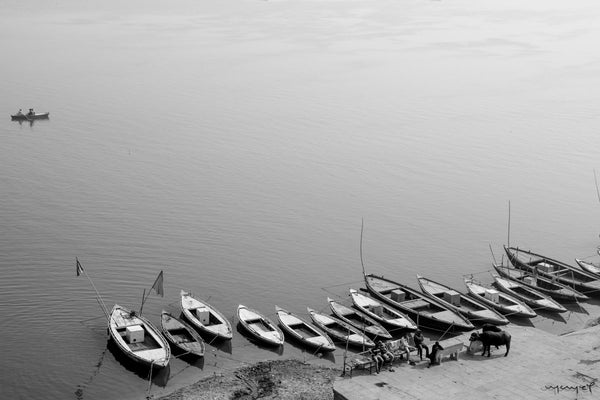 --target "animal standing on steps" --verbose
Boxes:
[470,330,511,357]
